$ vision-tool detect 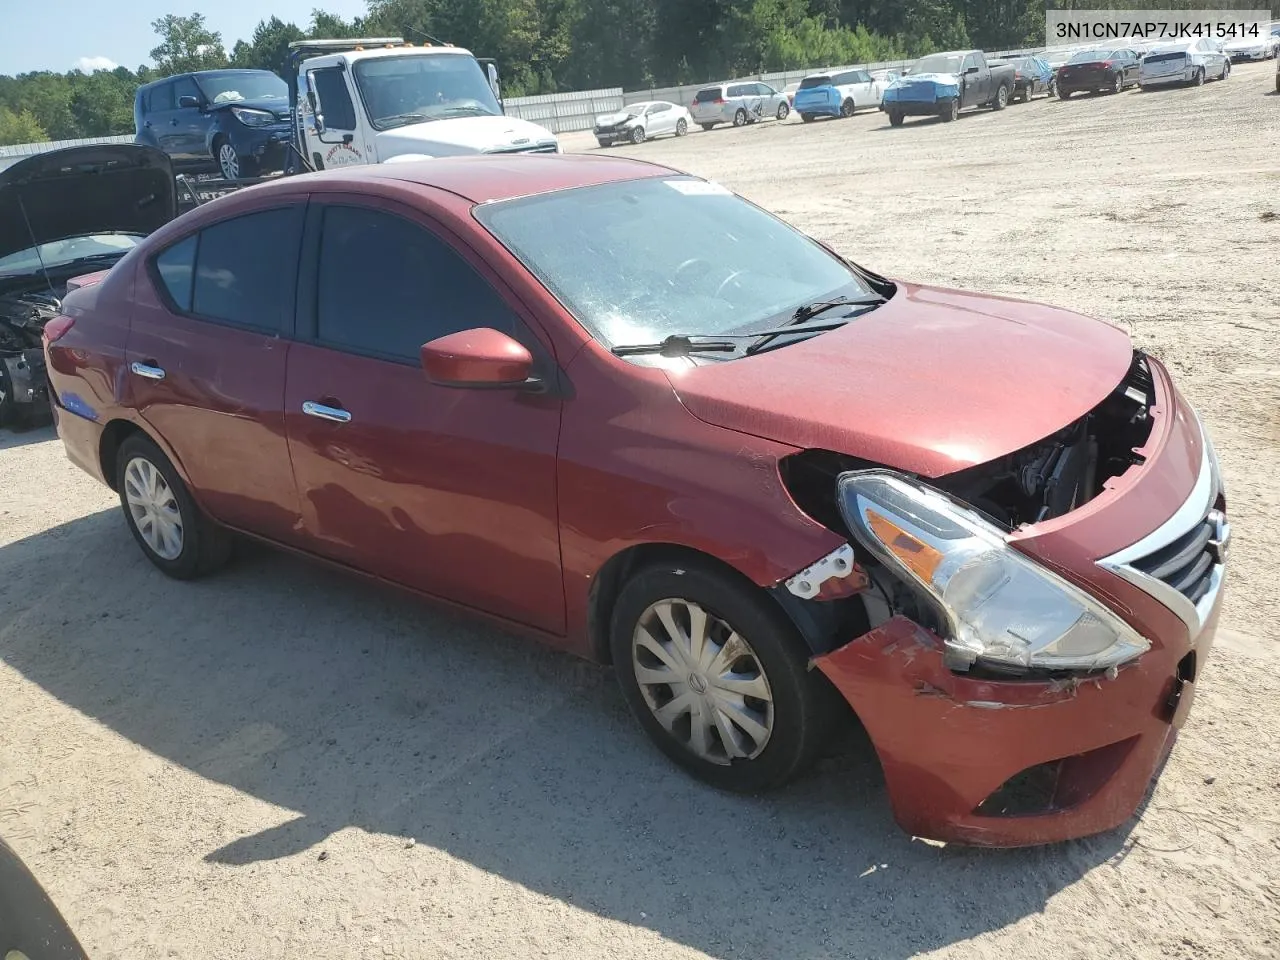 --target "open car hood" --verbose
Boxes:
[0,143,176,262]
[665,282,1134,478]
